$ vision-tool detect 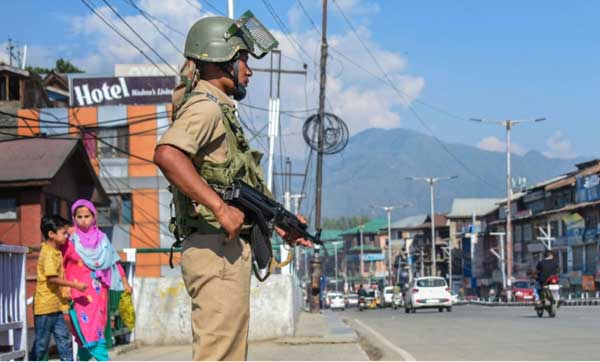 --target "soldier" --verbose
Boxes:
[154,12,310,361]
